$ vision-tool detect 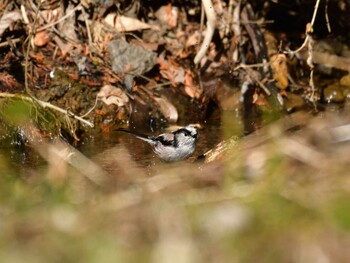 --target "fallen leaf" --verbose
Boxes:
[34,30,51,47]
[104,14,159,32]
[184,70,202,98]
[0,11,22,36]
[95,110,107,115]
[271,54,289,89]
[154,96,178,123]
[53,36,73,57]
[157,54,185,84]
[97,85,129,107]
[186,31,200,47]
[155,4,179,29]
